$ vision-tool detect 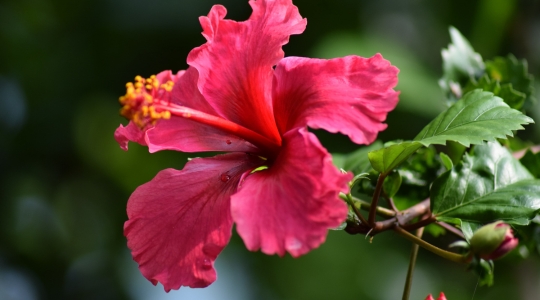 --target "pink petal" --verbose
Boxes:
[231,128,351,257]
[187,0,306,143]
[114,122,147,151]
[146,68,259,153]
[272,54,399,145]
[124,153,264,291]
